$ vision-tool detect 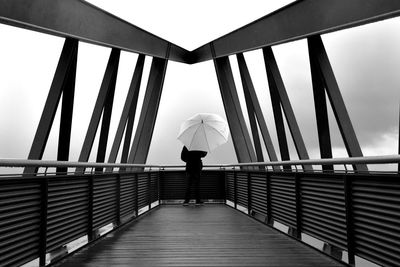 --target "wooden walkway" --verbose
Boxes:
[56,205,343,267]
